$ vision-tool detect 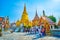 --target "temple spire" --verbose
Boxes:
[24,4,26,11]
[43,10,45,16]
[35,10,39,19]
[32,10,39,26]
[36,10,38,16]
[20,4,29,26]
